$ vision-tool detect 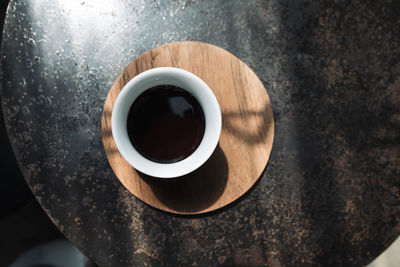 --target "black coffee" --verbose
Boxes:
[127,85,205,163]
